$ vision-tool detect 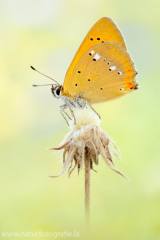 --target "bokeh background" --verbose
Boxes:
[1,0,160,239]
